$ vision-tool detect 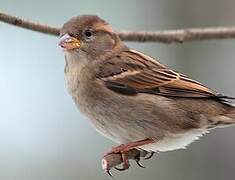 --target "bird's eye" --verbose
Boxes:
[84,29,93,38]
